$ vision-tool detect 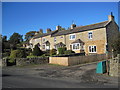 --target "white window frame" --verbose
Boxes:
[88,45,97,53]
[72,43,80,50]
[46,45,50,50]
[69,34,76,40]
[88,31,93,39]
